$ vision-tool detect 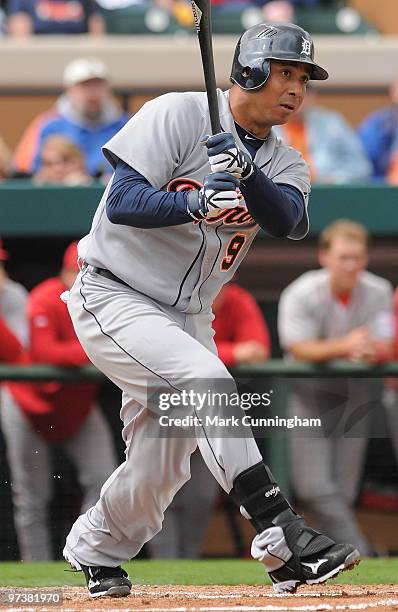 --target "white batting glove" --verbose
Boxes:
[206,132,254,180]
[186,171,240,220]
